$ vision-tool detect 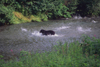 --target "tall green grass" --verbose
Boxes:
[0,36,100,67]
